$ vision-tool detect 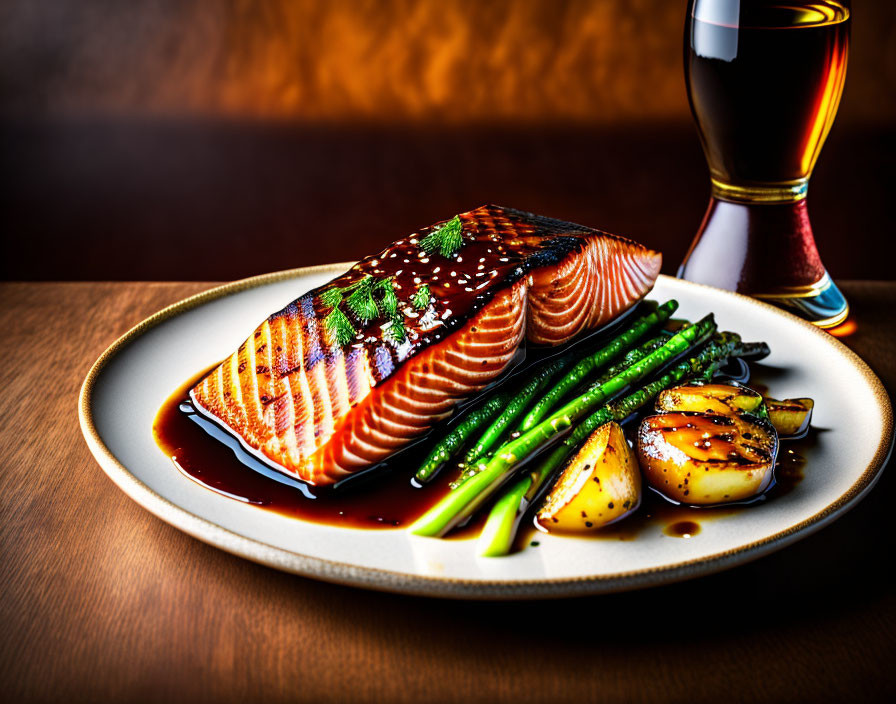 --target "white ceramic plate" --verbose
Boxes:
[79,268,893,599]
